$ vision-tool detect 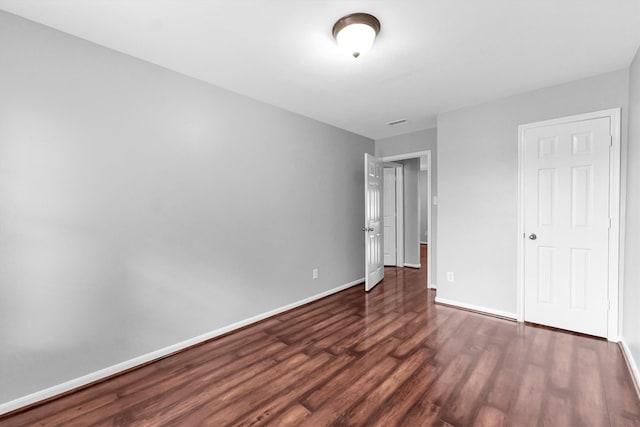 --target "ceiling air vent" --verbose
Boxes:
[386,119,407,126]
